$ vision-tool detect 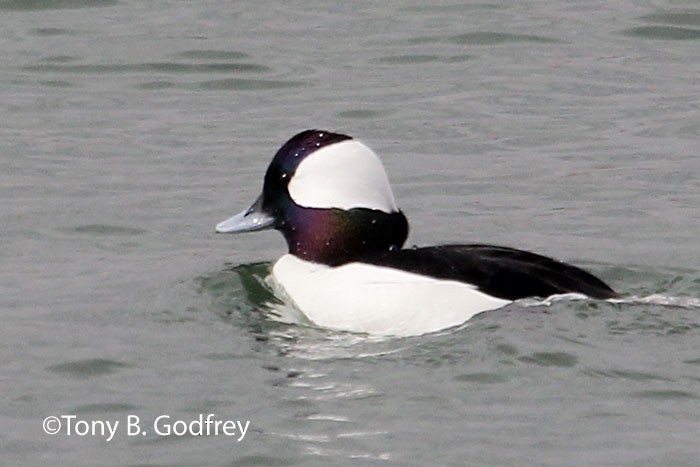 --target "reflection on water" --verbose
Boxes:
[197,262,419,360]
[197,262,280,333]
[198,260,700,360]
